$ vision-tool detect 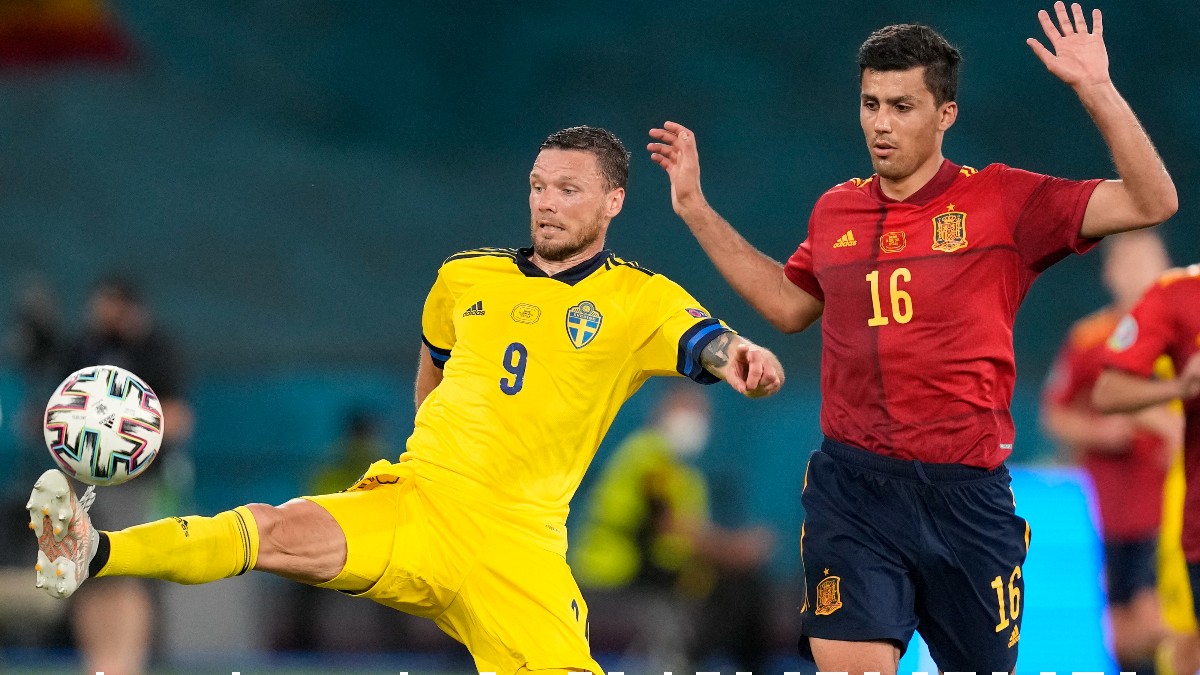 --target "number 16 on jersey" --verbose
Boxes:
[866,267,913,327]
